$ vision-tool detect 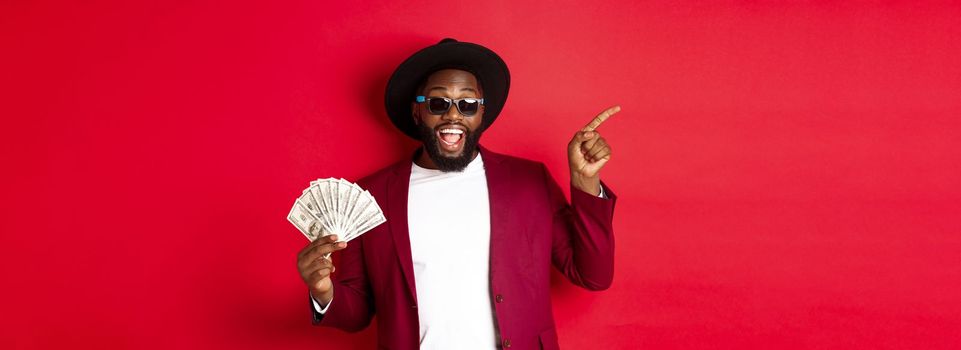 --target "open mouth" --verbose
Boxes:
[436,126,466,153]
